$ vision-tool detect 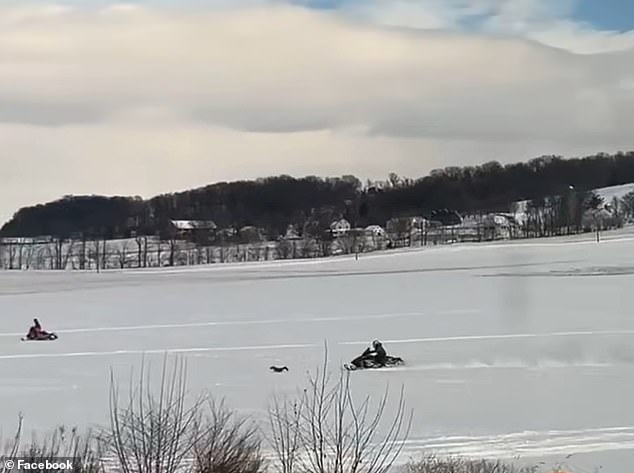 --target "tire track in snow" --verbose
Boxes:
[2,328,634,362]
[0,310,476,338]
[340,329,634,346]
[0,343,318,360]
[398,426,634,460]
